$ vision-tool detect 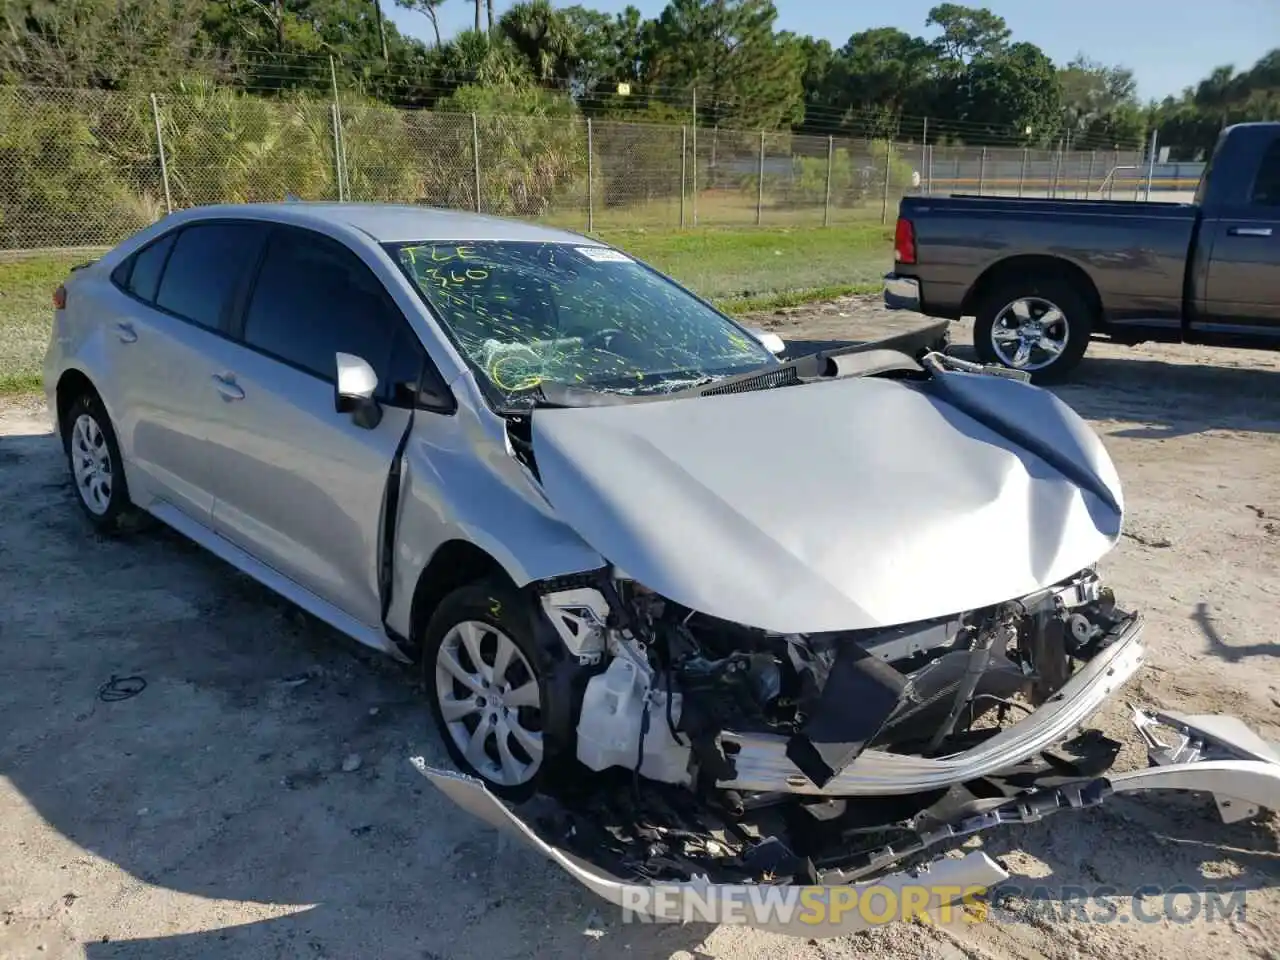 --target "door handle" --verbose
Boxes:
[1228,226,1273,237]
[211,373,245,401]
[115,321,137,343]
